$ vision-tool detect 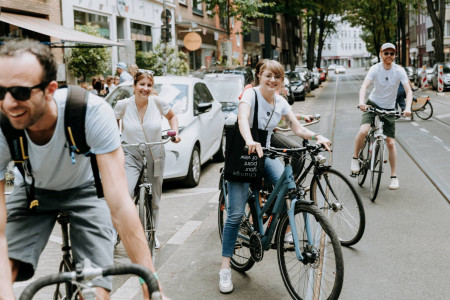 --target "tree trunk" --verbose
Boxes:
[426,0,445,63]
[316,10,326,68]
[307,11,318,70]
[284,13,297,70]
